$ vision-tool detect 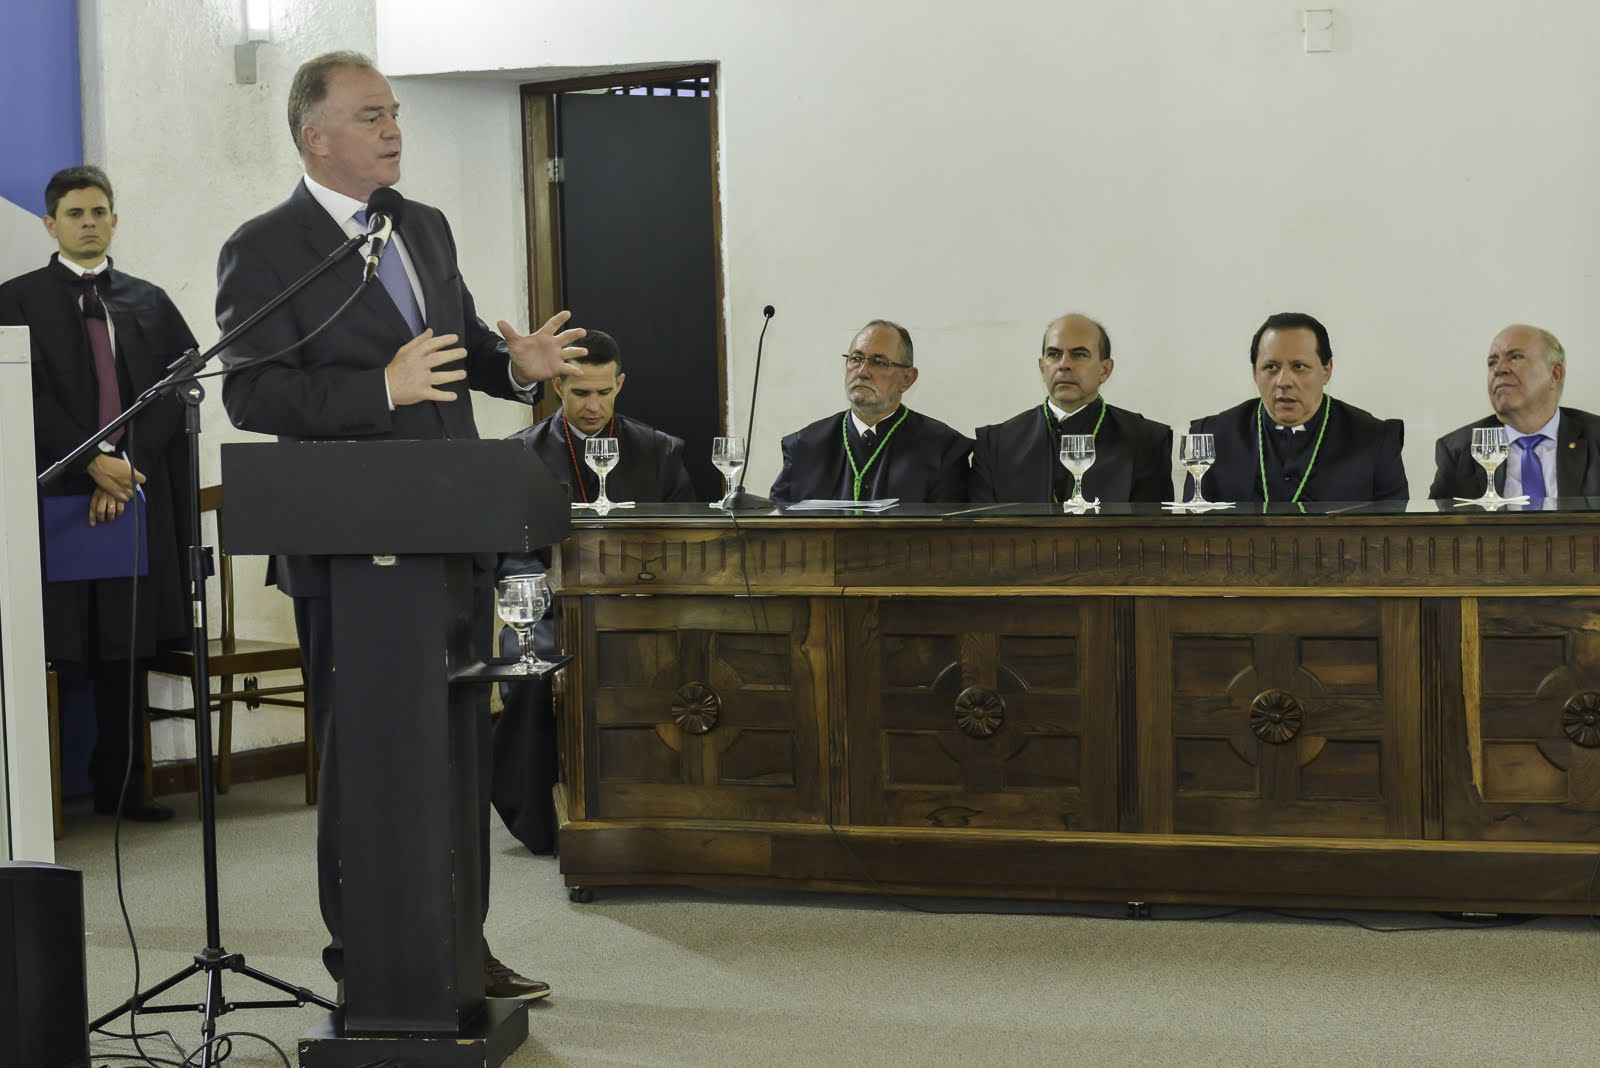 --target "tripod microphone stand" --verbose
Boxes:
[39,228,376,1065]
